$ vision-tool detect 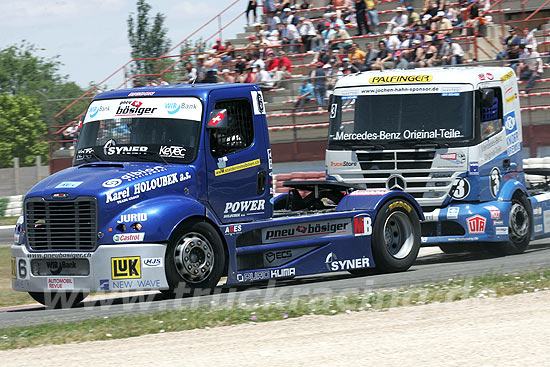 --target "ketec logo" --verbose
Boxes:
[466,215,486,234]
